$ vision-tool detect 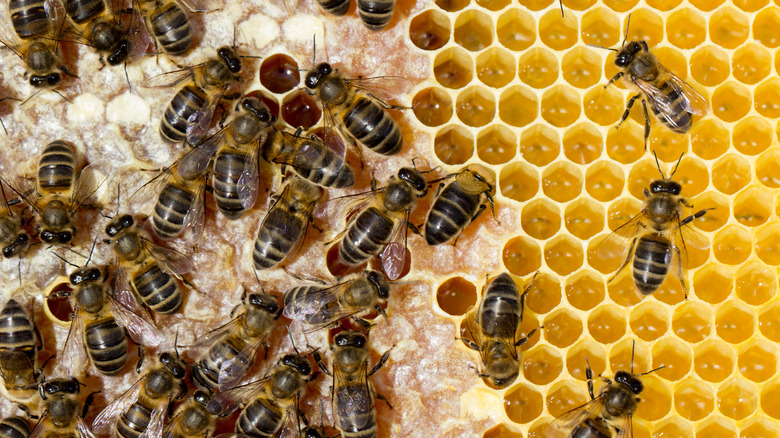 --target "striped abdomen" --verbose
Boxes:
[38,141,75,193]
[152,182,197,239]
[342,97,402,155]
[84,316,127,375]
[356,0,394,30]
[425,182,481,245]
[149,2,192,56]
[570,417,612,438]
[131,262,182,314]
[116,401,154,438]
[236,397,284,437]
[339,207,394,266]
[160,85,206,143]
[632,234,672,295]
[479,273,521,339]
[0,416,30,438]
[294,146,354,188]
[65,0,104,24]
[334,384,376,438]
[9,0,48,39]
[649,80,692,133]
[0,300,36,362]
[192,334,246,391]
[213,149,254,219]
[316,0,349,15]
[253,205,308,270]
